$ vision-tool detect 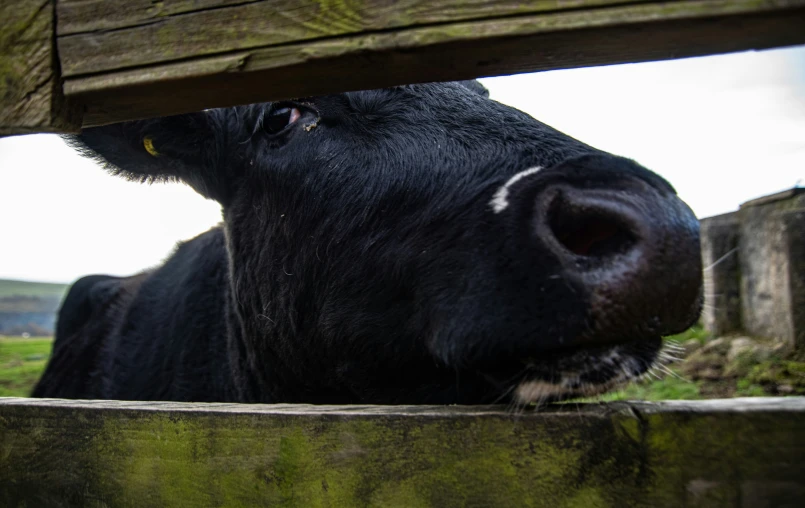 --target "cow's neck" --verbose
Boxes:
[222,213,353,403]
